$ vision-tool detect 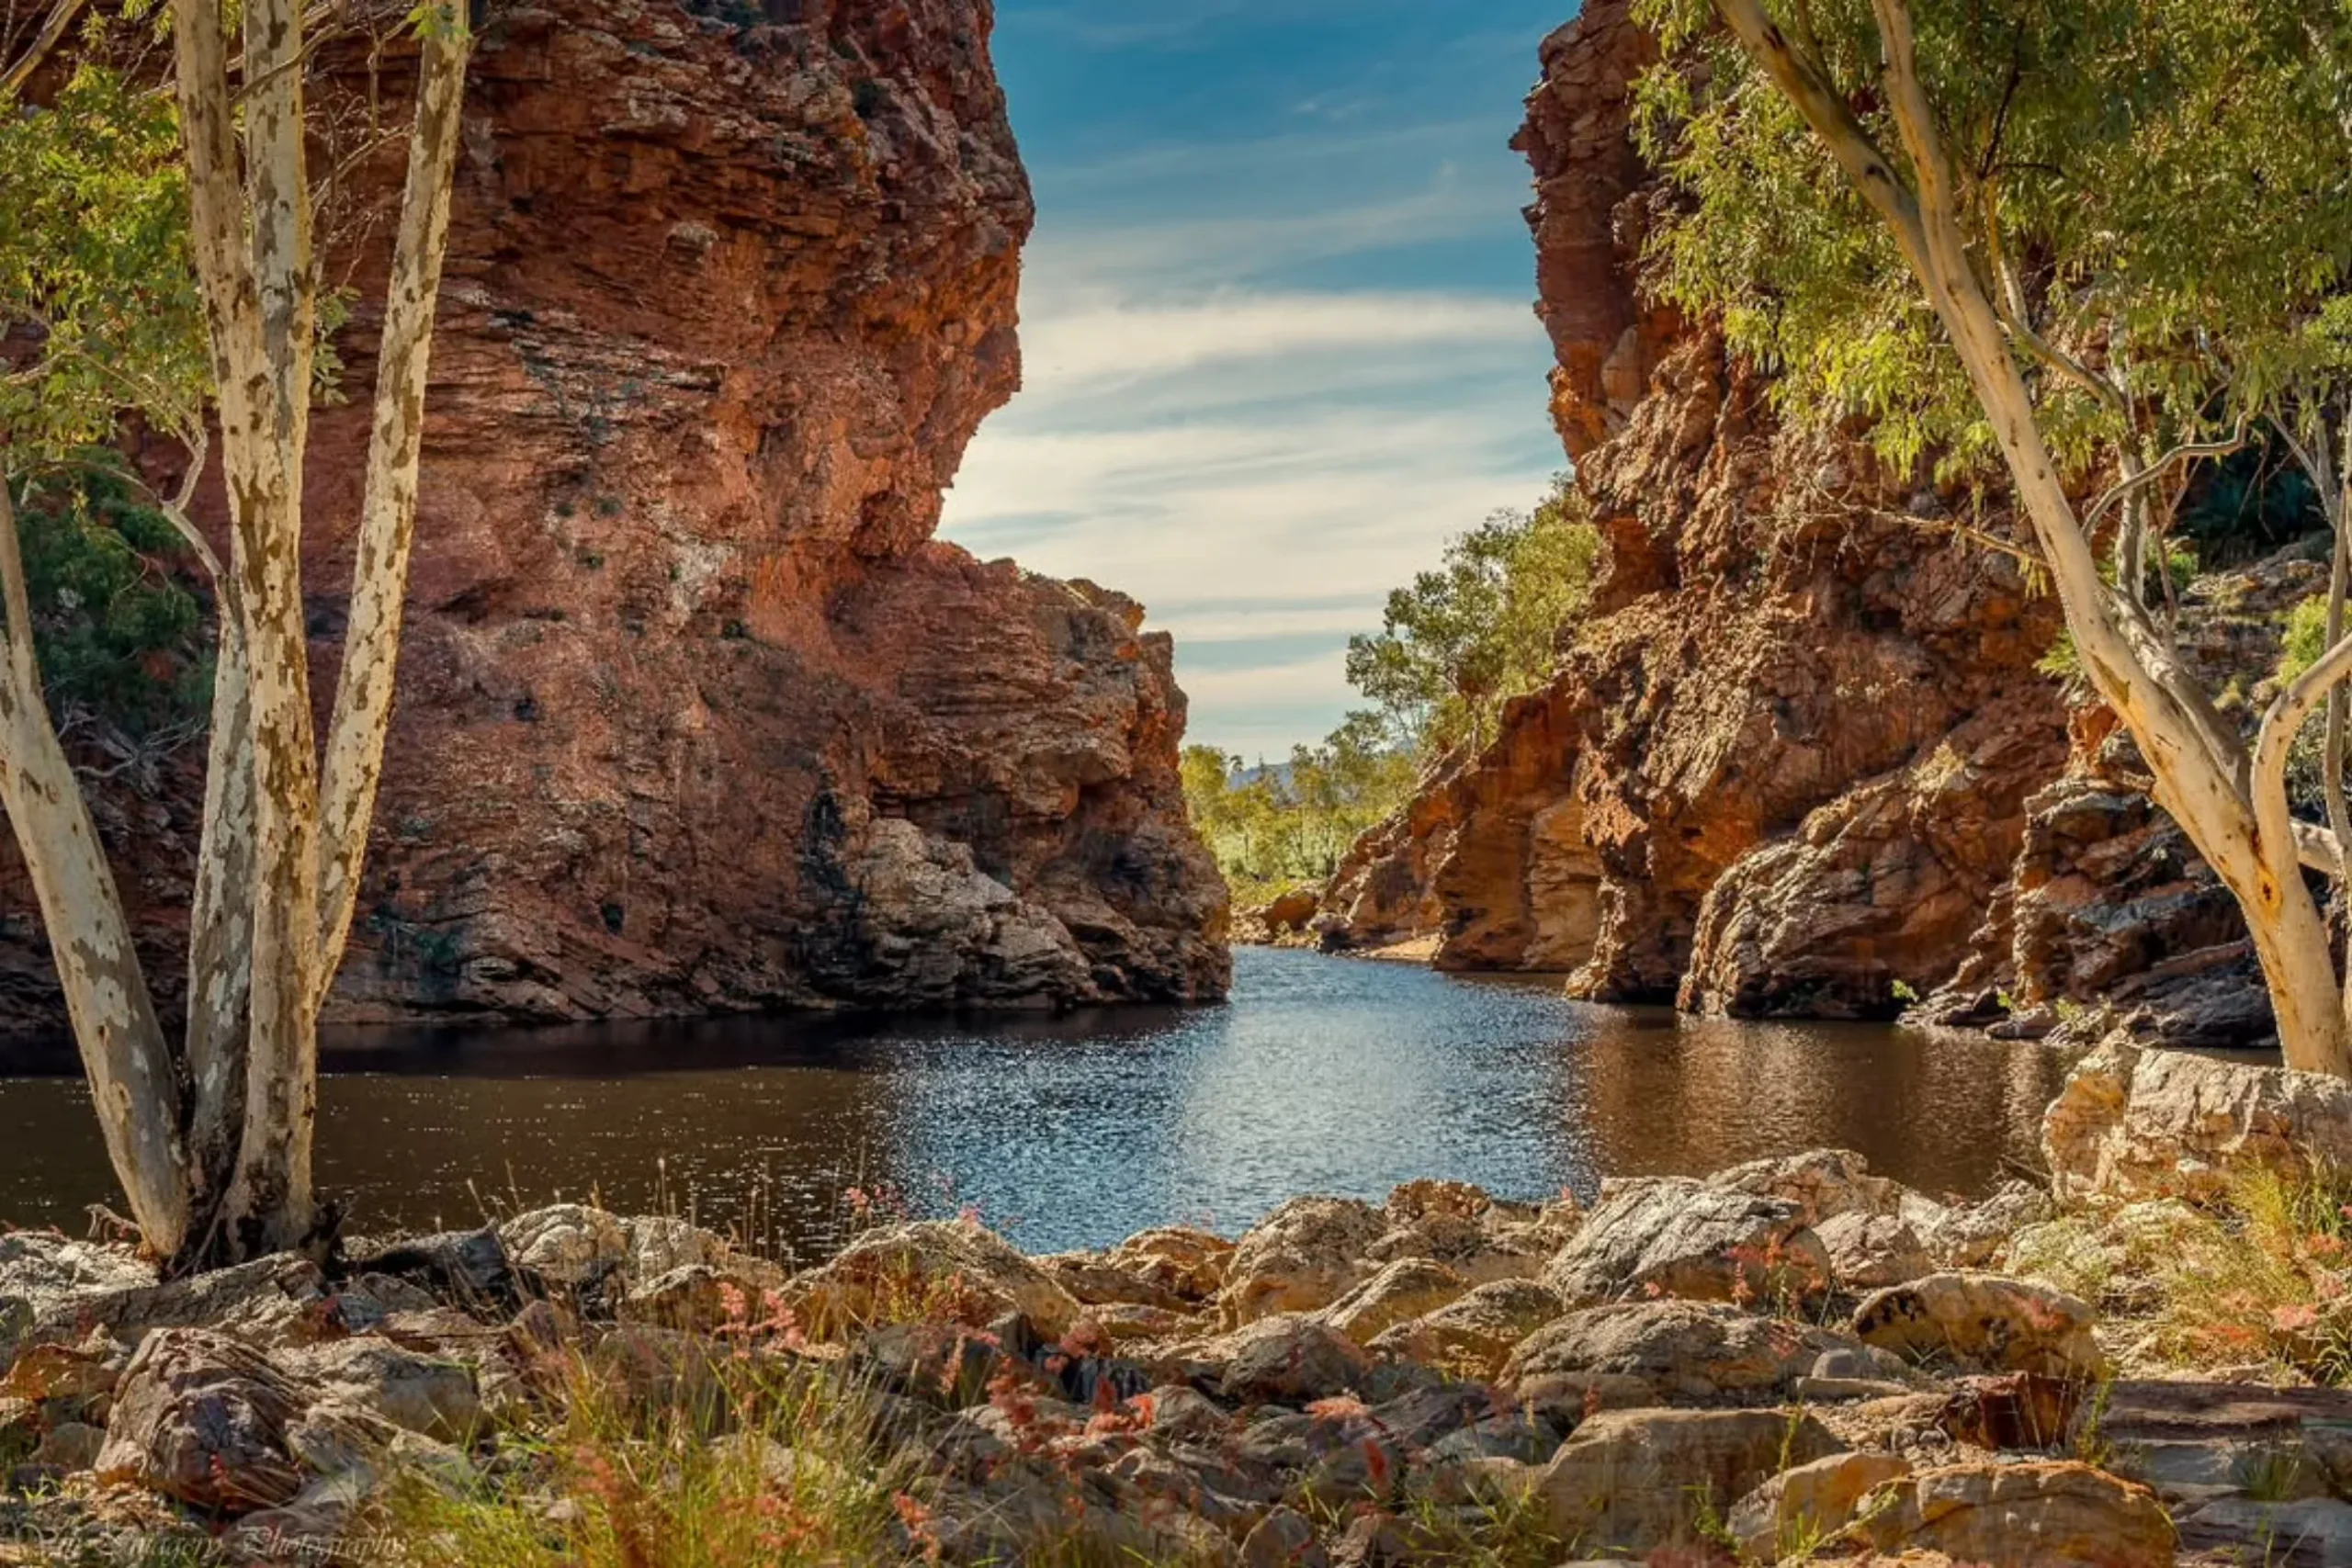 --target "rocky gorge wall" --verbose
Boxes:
[0,0,1229,1032]
[1316,0,2280,1047]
